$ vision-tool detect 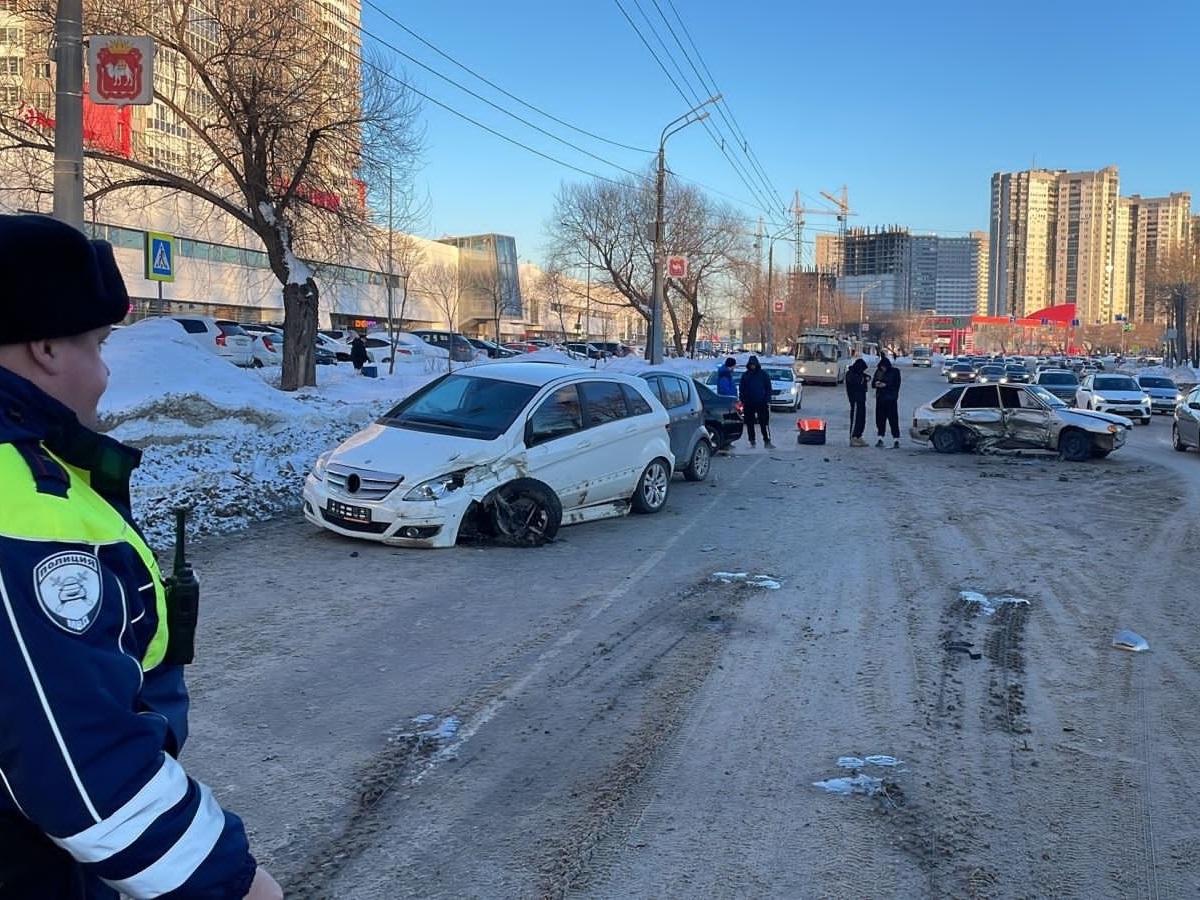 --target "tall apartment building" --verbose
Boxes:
[909,232,988,317]
[990,167,1192,327]
[1125,192,1193,322]
[988,169,1058,317]
[821,228,985,318]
